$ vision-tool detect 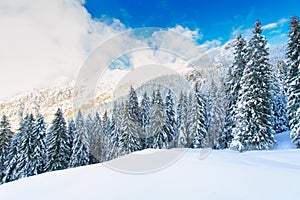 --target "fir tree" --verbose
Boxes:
[177,92,192,147]
[16,114,35,178]
[119,101,142,155]
[140,92,150,148]
[222,34,247,148]
[66,118,76,162]
[69,111,89,167]
[31,114,47,174]
[149,90,168,149]
[232,21,275,151]
[189,85,208,148]
[164,90,176,147]
[272,63,289,133]
[128,86,140,125]
[286,16,300,147]
[89,112,103,163]
[107,115,120,160]
[85,114,98,164]
[2,117,24,183]
[0,115,13,183]
[46,108,70,171]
